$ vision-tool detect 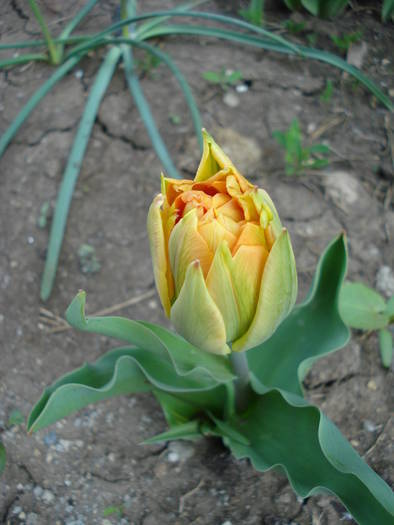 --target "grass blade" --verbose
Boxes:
[121,44,180,179]
[28,0,61,64]
[0,53,47,68]
[90,10,300,55]
[0,35,91,51]
[60,0,100,39]
[135,0,209,40]
[144,24,393,111]
[40,47,121,301]
[0,55,82,158]
[117,38,203,152]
